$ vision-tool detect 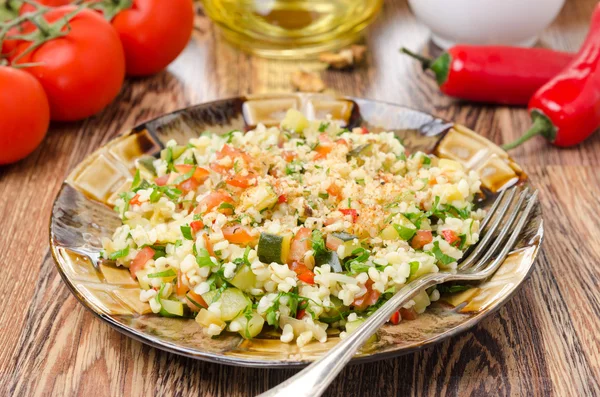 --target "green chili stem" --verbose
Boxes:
[400,47,433,69]
[502,116,553,151]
